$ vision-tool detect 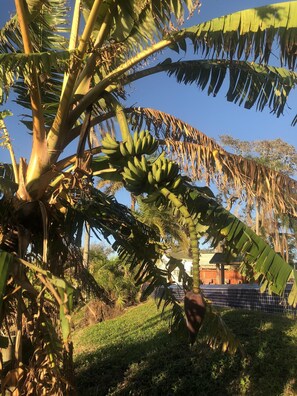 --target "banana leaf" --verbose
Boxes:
[186,187,297,306]
[0,250,13,323]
